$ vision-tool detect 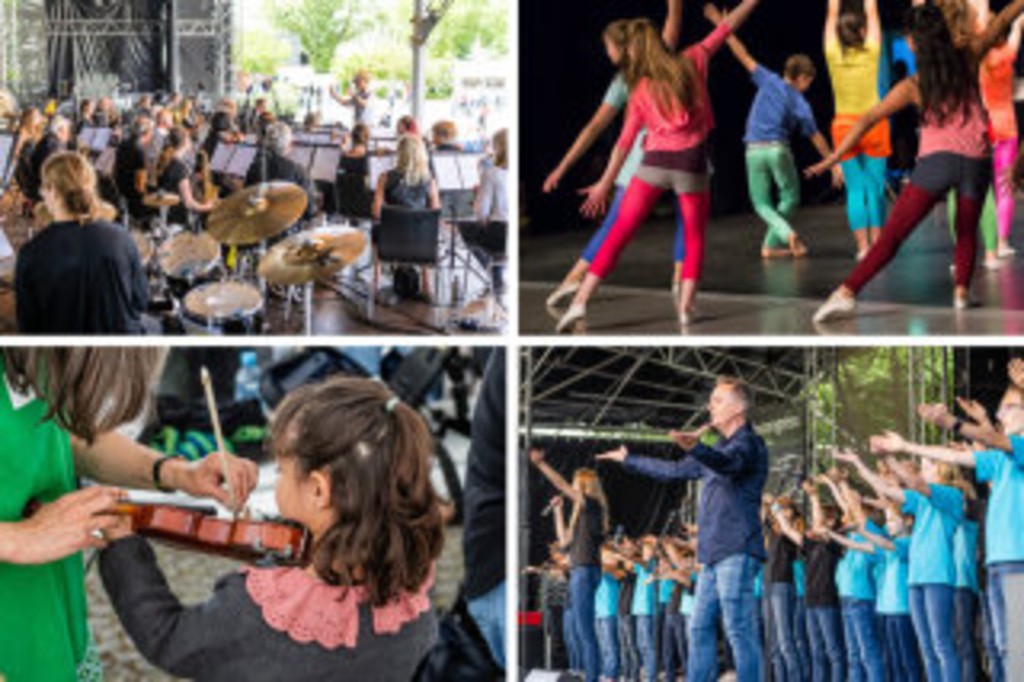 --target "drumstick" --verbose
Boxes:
[200,366,238,516]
